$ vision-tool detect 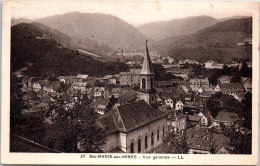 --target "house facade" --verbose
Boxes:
[175,101,184,111]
